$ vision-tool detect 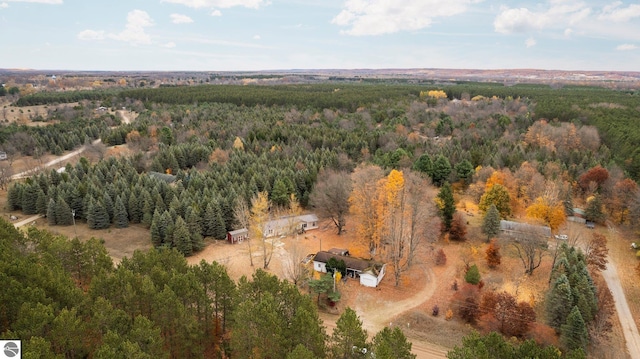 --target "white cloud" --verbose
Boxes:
[525,37,537,48]
[77,30,106,40]
[332,0,481,36]
[599,2,640,22]
[5,0,62,3]
[163,42,177,48]
[170,13,193,24]
[564,28,573,37]
[494,1,591,34]
[253,35,260,40]
[78,10,154,46]
[0,2,8,8]
[161,0,269,10]
[210,9,221,16]
[616,43,638,51]
[108,10,154,45]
